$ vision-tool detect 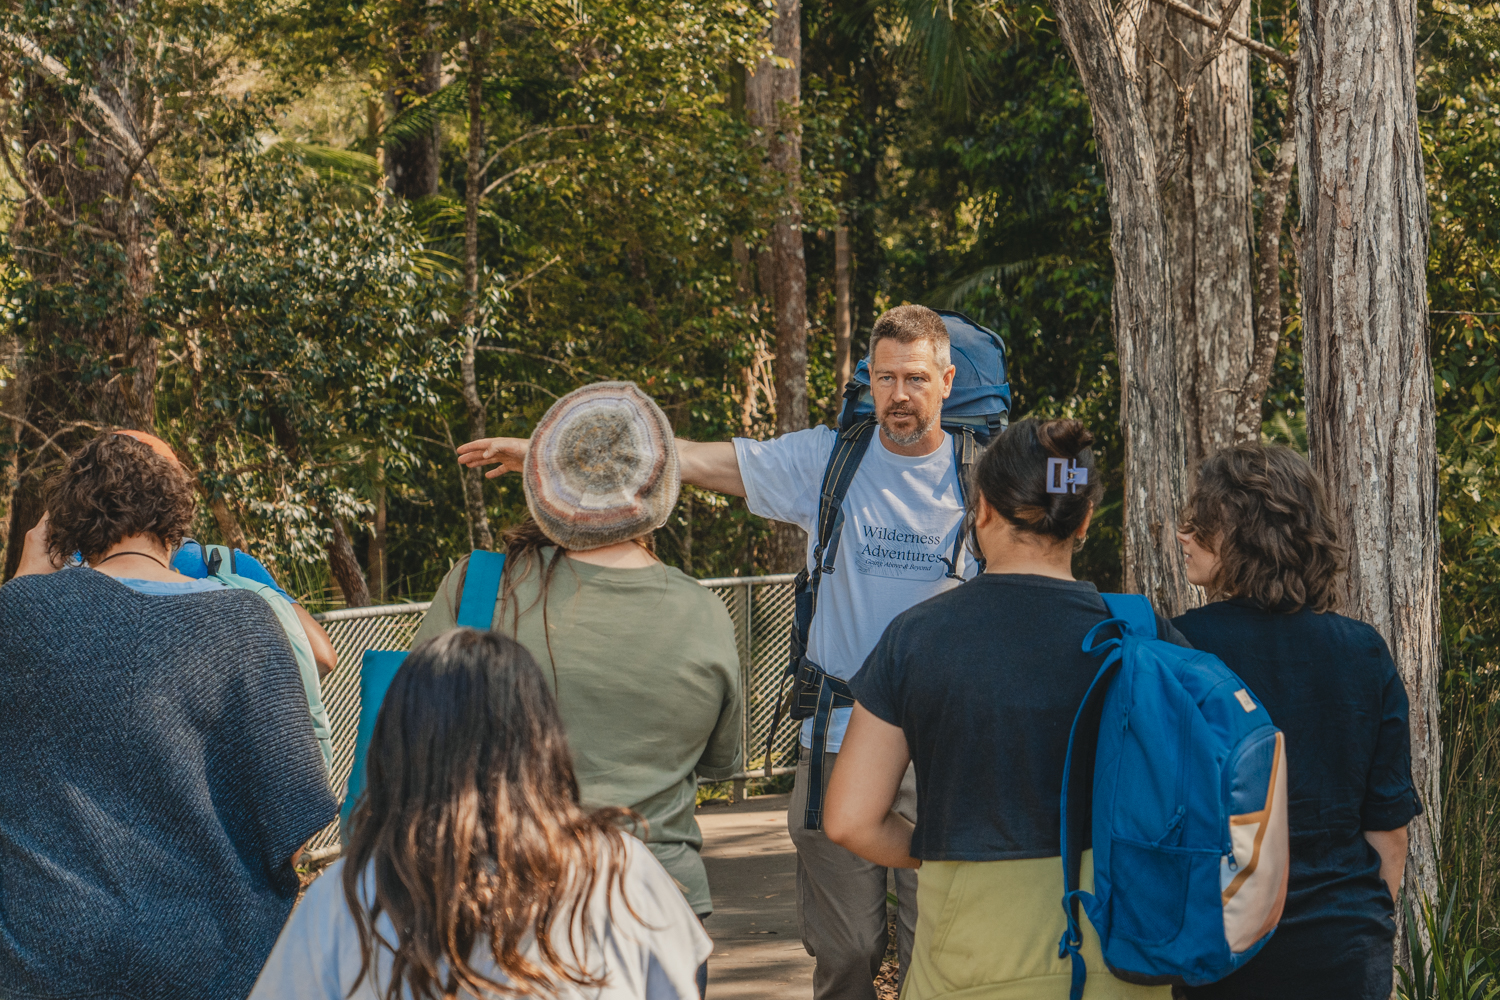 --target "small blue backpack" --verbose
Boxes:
[338,550,506,835]
[1059,594,1289,999]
